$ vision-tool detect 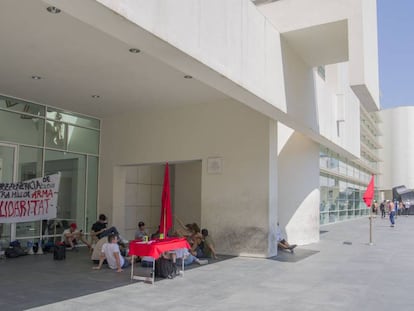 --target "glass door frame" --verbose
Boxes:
[0,142,18,241]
